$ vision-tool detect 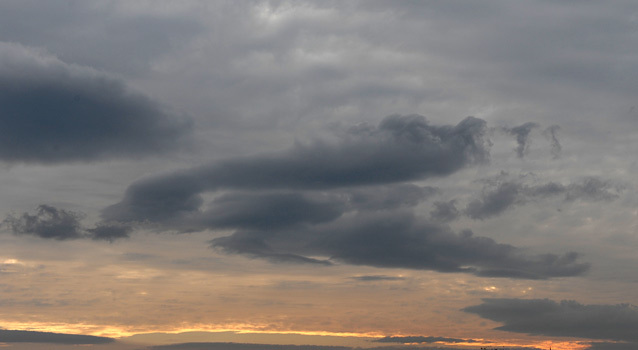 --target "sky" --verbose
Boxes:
[1,1,638,349]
